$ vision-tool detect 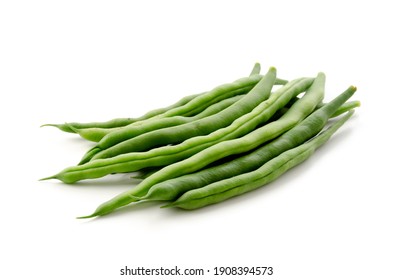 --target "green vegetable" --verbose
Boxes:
[38,63,359,219]
[77,72,325,218]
